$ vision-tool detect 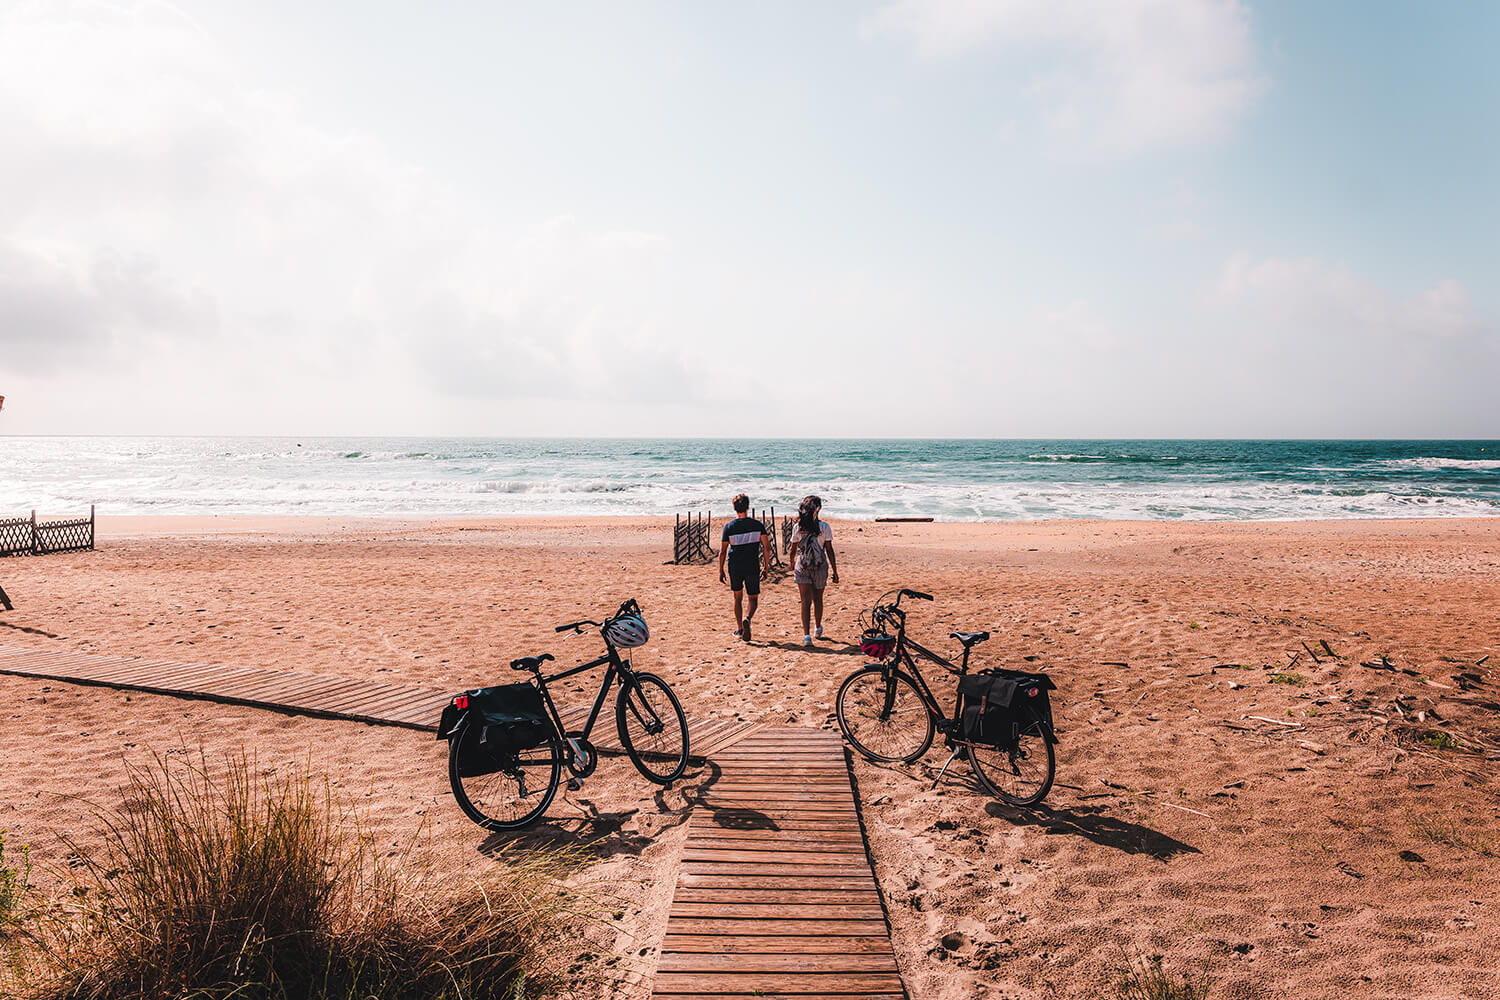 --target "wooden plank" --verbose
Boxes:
[661,934,892,954]
[682,849,867,866]
[669,902,886,920]
[672,888,880,905]
[679,873,877,891]
[661,919,889,937]
[658,952,897,973]
[654,972,903,993]
[655,994,902,1000]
